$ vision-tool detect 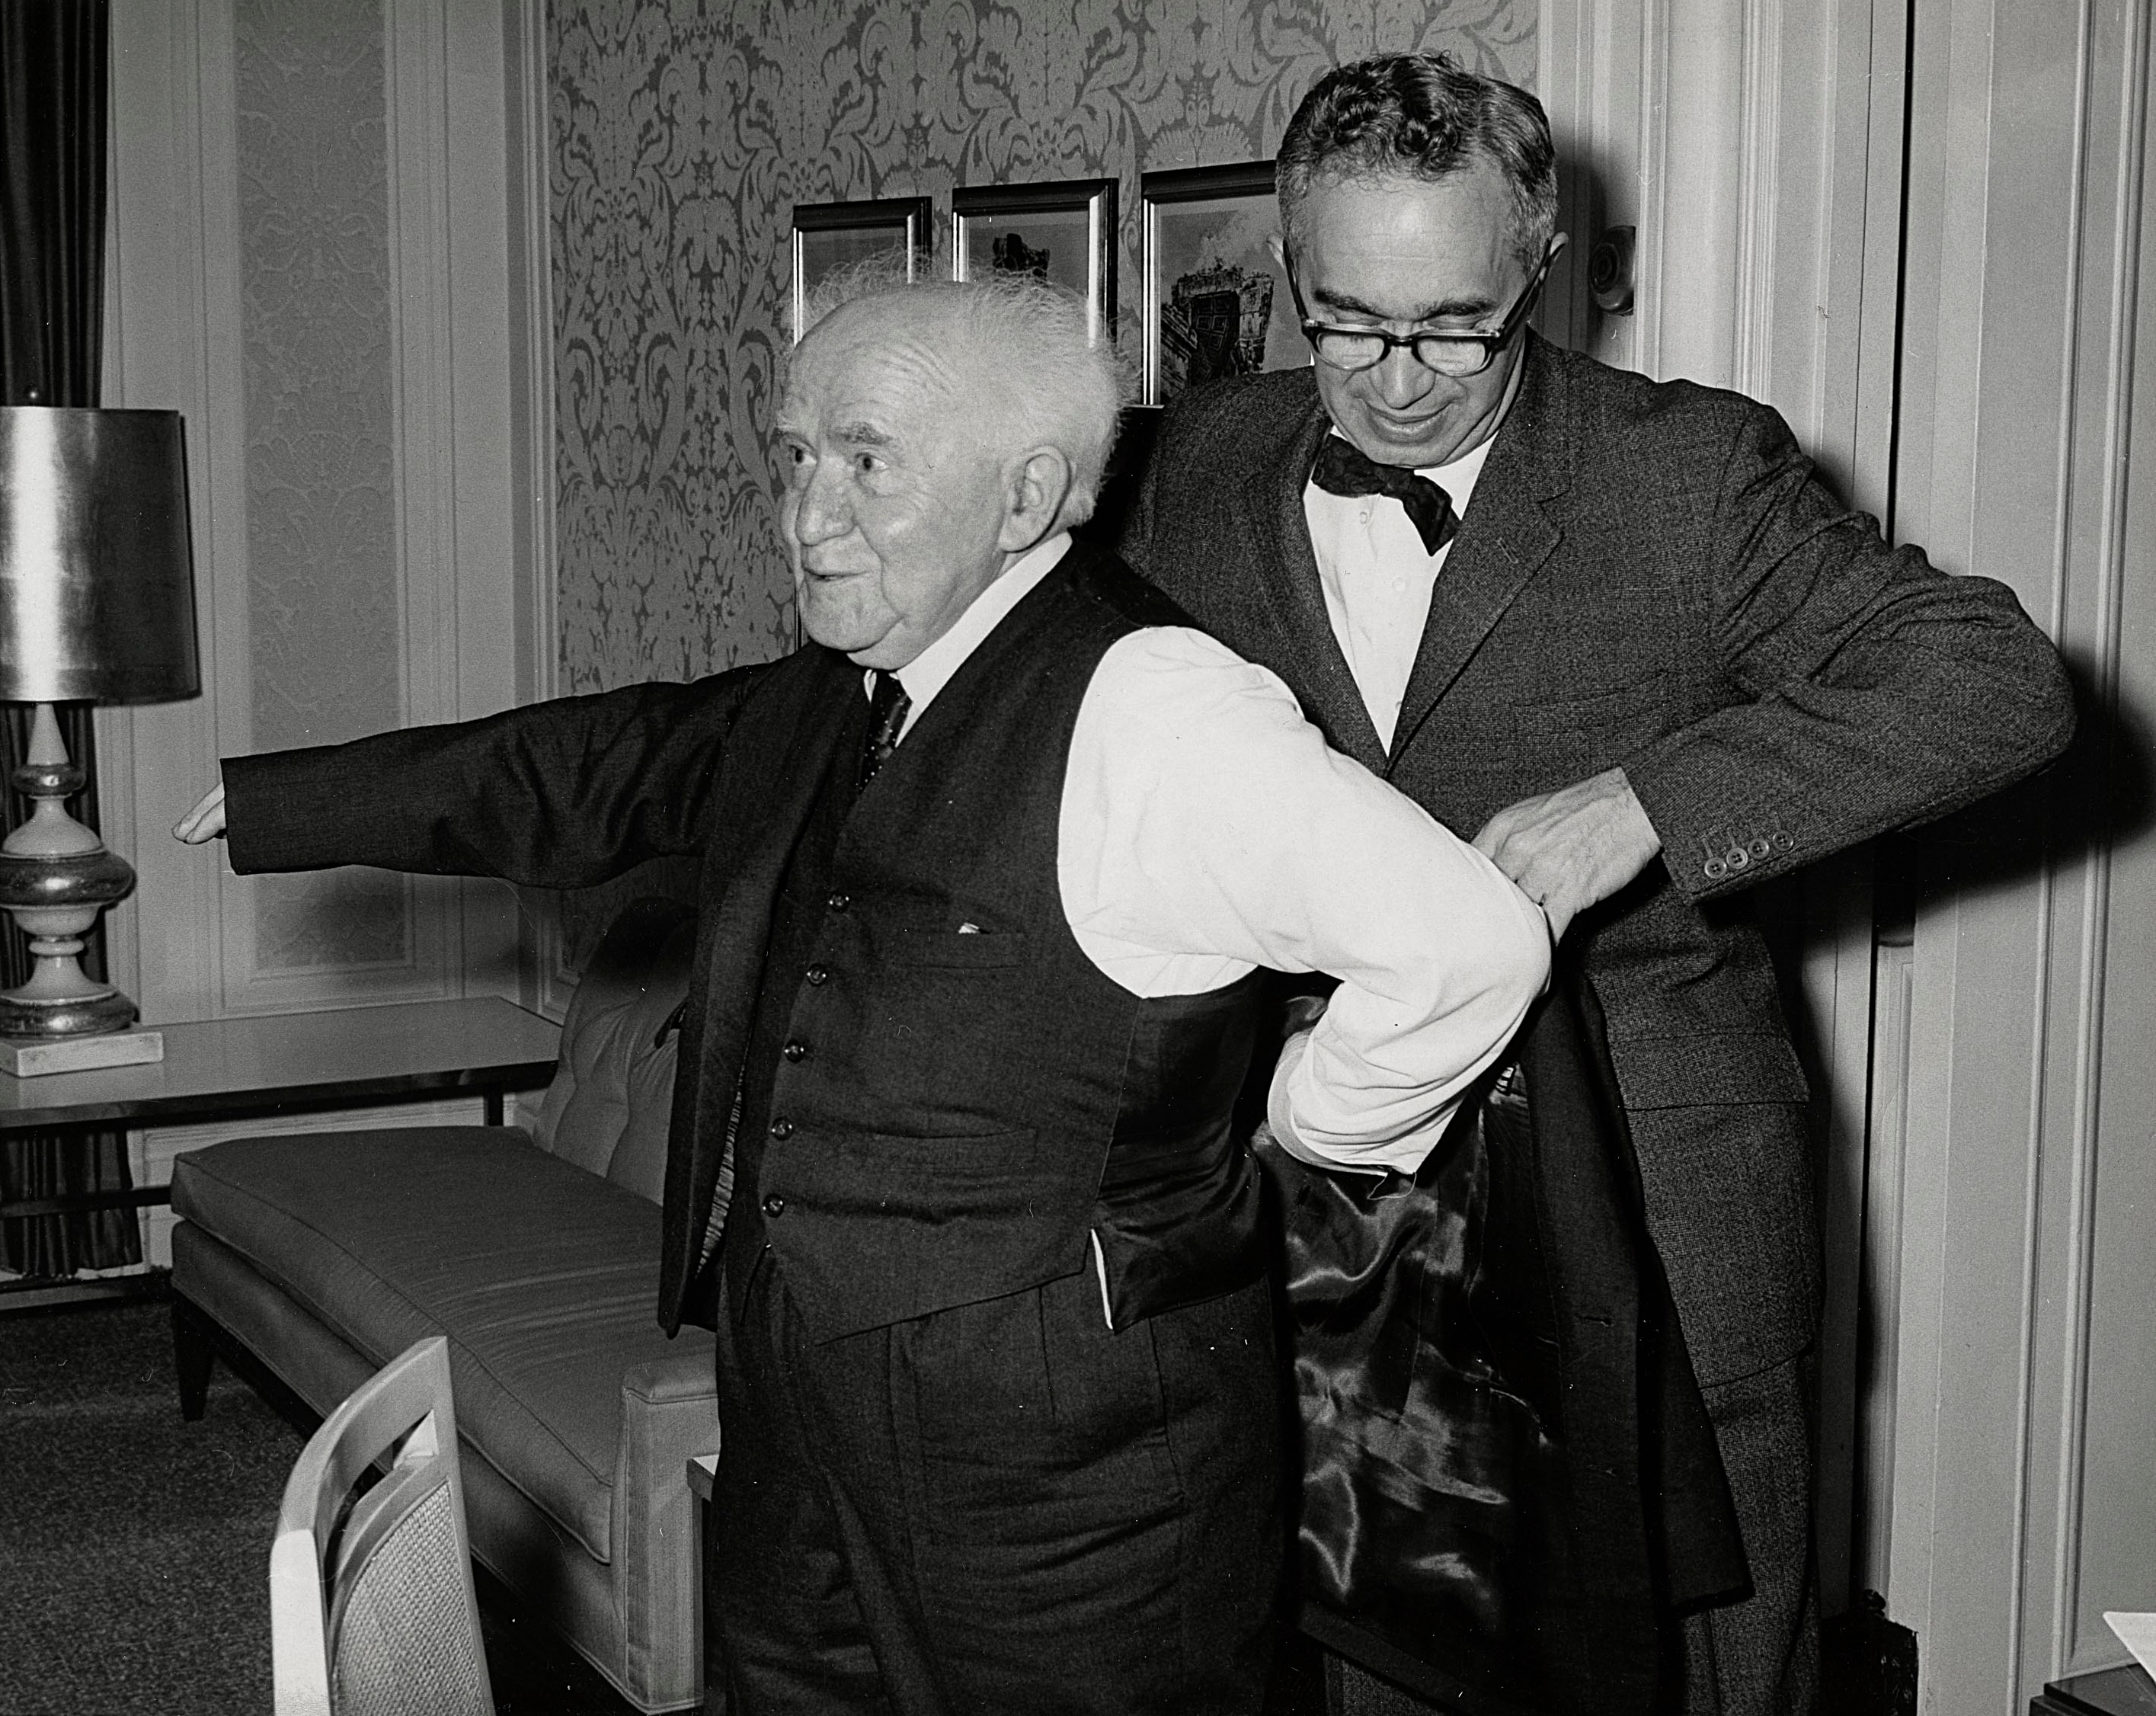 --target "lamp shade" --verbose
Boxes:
[0,408,200,704]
